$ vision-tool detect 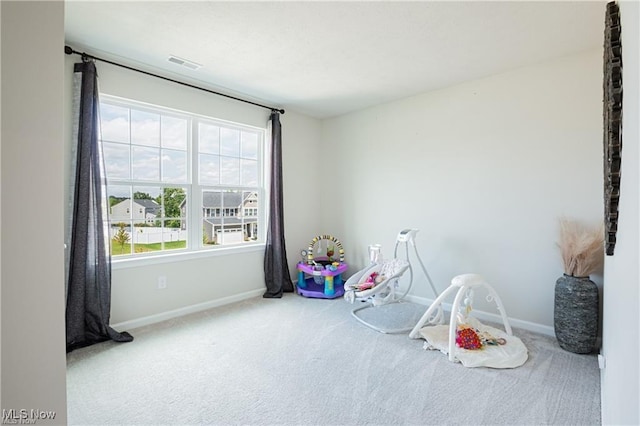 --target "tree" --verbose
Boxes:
[133,191,153,200]
[112,224,130,253]
[157,187,186,228]
[109,196,127,208]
